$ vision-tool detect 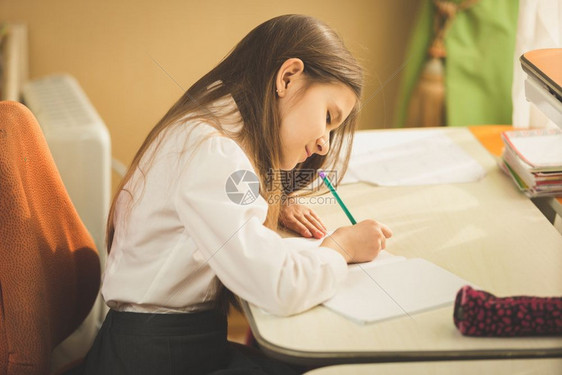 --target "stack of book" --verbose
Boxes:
[501,128,562,197]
